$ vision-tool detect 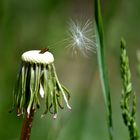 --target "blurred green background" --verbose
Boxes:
[0,0,140,139]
